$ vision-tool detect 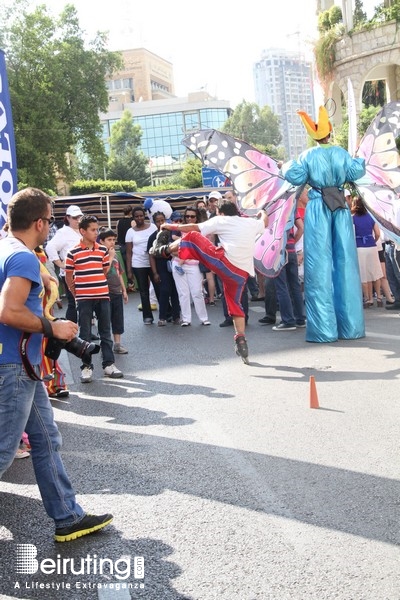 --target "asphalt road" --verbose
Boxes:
[1,294,399,600]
